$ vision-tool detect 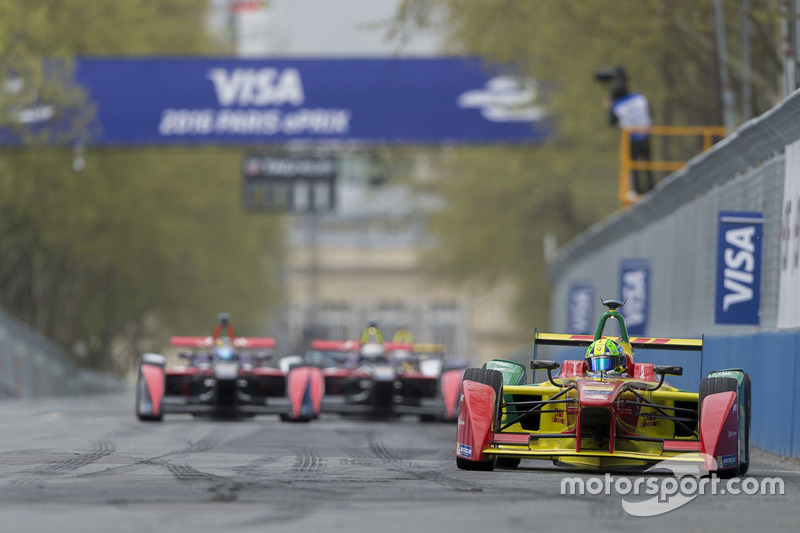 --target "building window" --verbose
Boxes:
[318,301,351,340]
[429,302,460,355]
[376,301,408,341]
